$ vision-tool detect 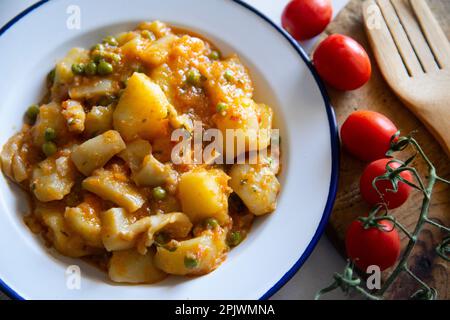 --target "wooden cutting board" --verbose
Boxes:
[313,0,450,299]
